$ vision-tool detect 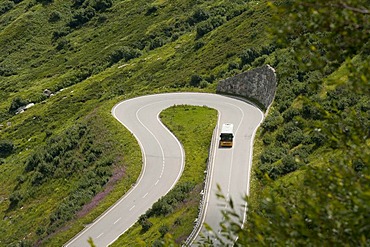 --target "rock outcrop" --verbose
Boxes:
[217,64,277,110]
